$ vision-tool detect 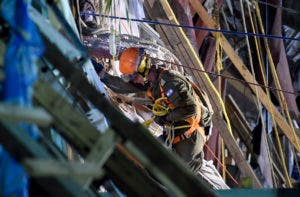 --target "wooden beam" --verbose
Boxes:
[34,80,101,153]
[34,79,118,165]
[0,103,52,126]
[145,0,262,188]
[23,159,104,178]
[81,128,118,187]
[189,0,300,152]
[105,148,169,197]
[0,121,97,197]
[225,95,253,155]
[33,80,169,195]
